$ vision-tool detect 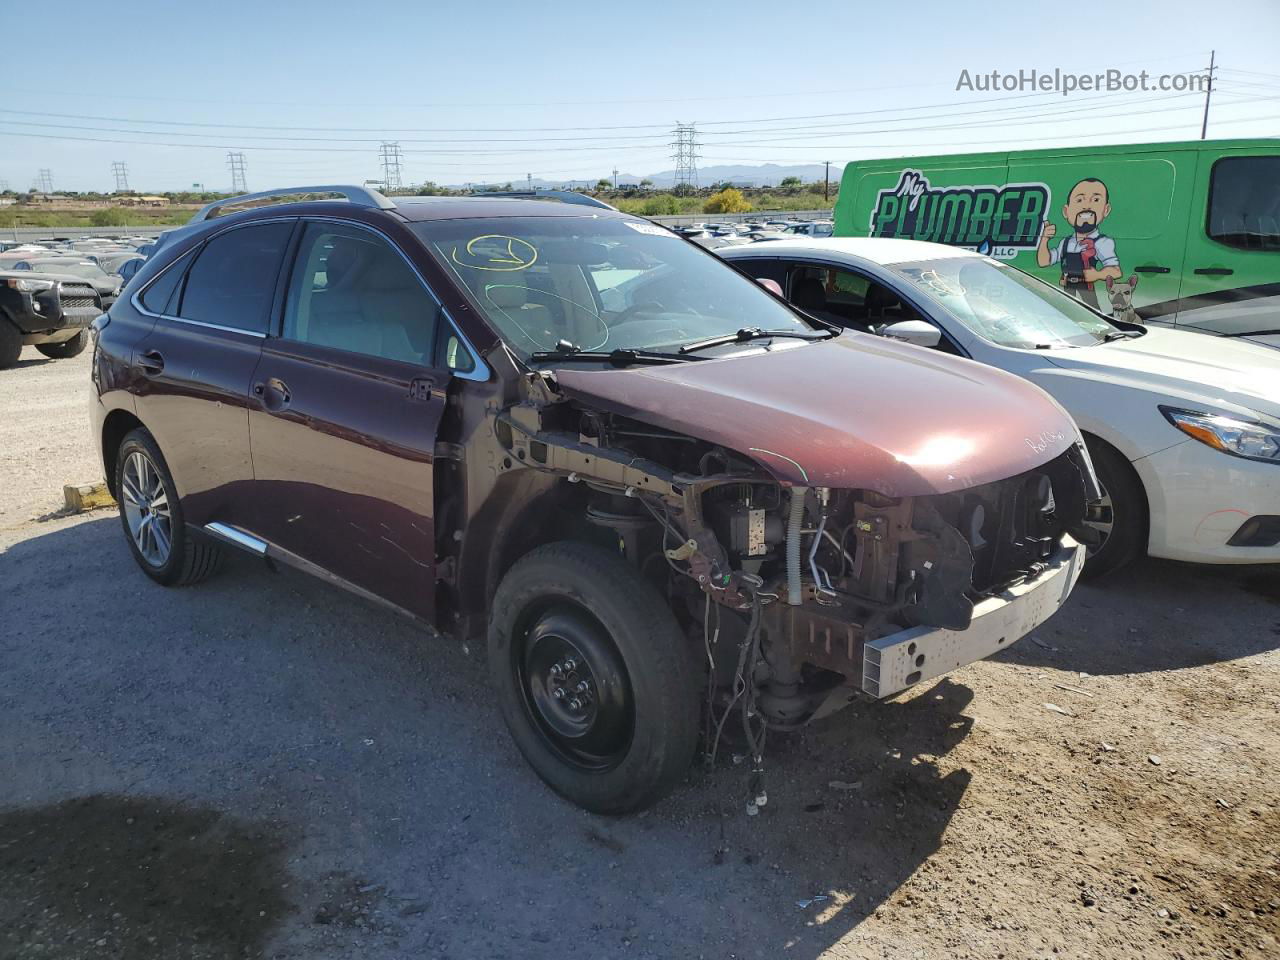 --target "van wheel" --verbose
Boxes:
[116,428,222,586]
[0,318,21,368]
[488,542,698,814]
[1081,439,1146,579]
[36,330,88,359]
